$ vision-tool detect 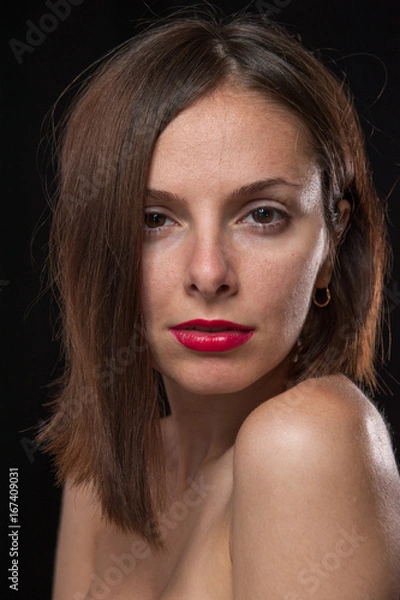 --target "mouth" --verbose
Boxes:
[169,320,255,352]
[172,319,254,332]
